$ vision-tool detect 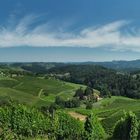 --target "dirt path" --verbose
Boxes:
[38,89,47,102]
[68,111,87,121]
[38,89,44,98]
